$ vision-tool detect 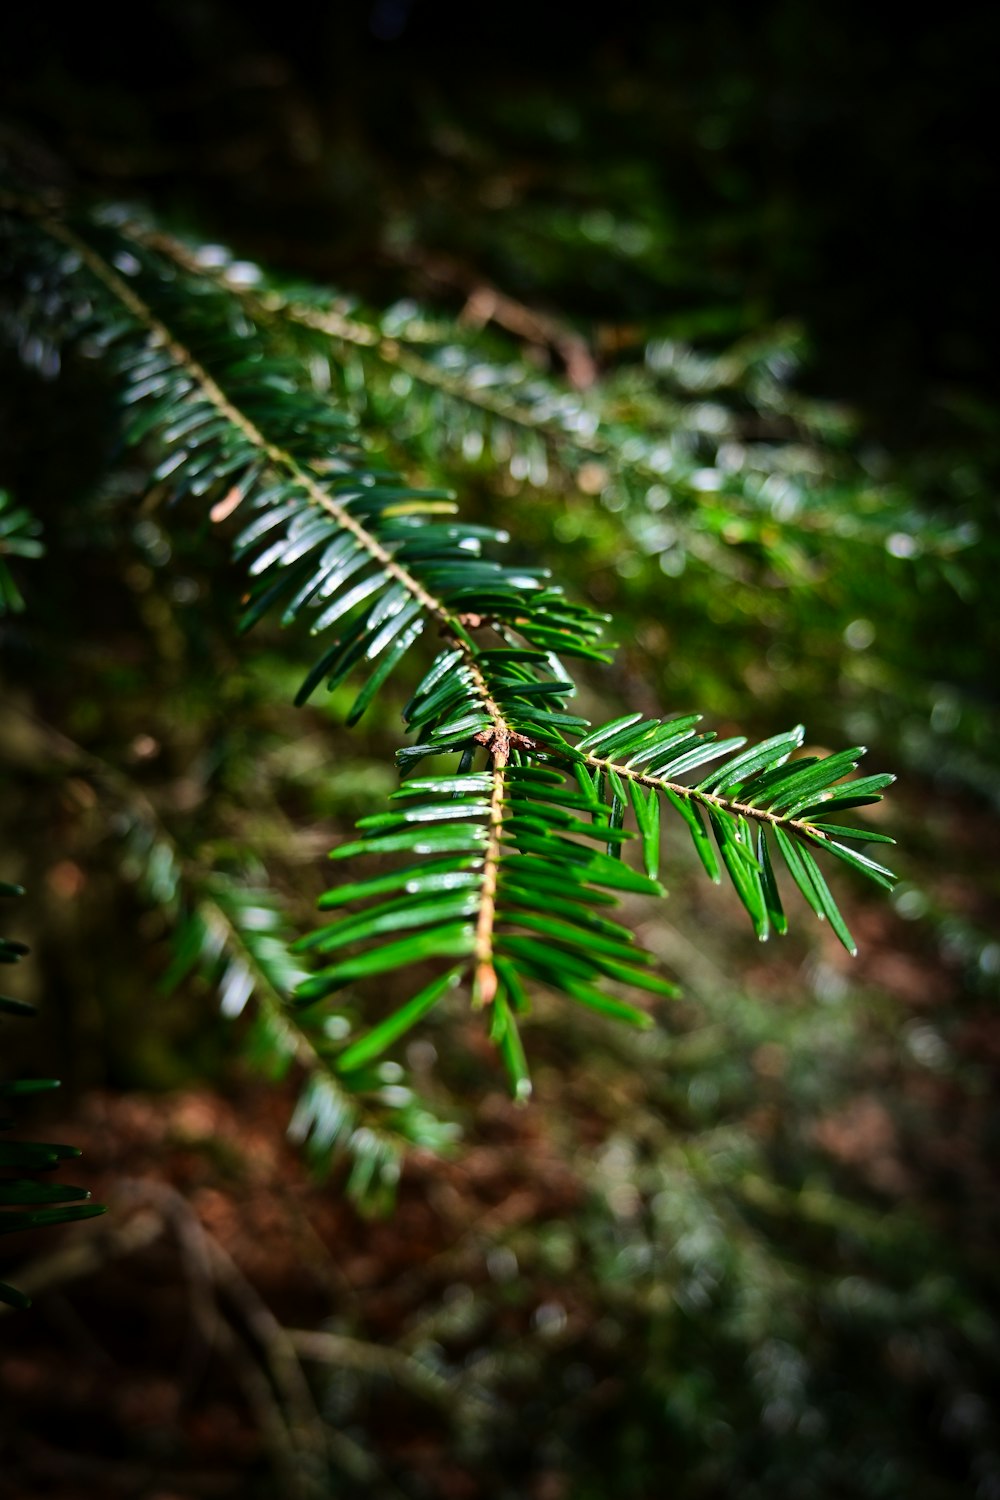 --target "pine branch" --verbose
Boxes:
[150,842,459,1205]
[1,496,103,1307]
[567,714,896,952]
[1,882,105,1308]
[171,875,458,1208]
[129,822,462,1206]
[0,191,899,1110]
[114,214,972,578]
[295,755,674,1101]
[0,489,42,615]
[0,704,455,1207]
